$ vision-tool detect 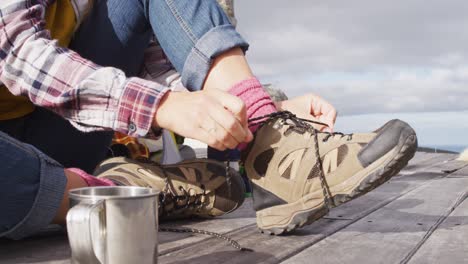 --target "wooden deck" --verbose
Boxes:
[1,152,468,264]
